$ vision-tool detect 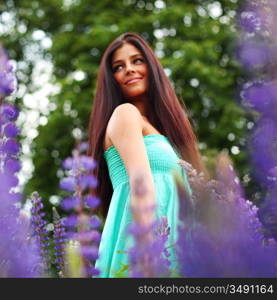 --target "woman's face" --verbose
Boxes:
[111,43,149,99]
